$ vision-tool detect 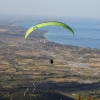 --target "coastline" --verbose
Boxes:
[43,31,50,40]
[42,30,98,50]
[15,23,100,50]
